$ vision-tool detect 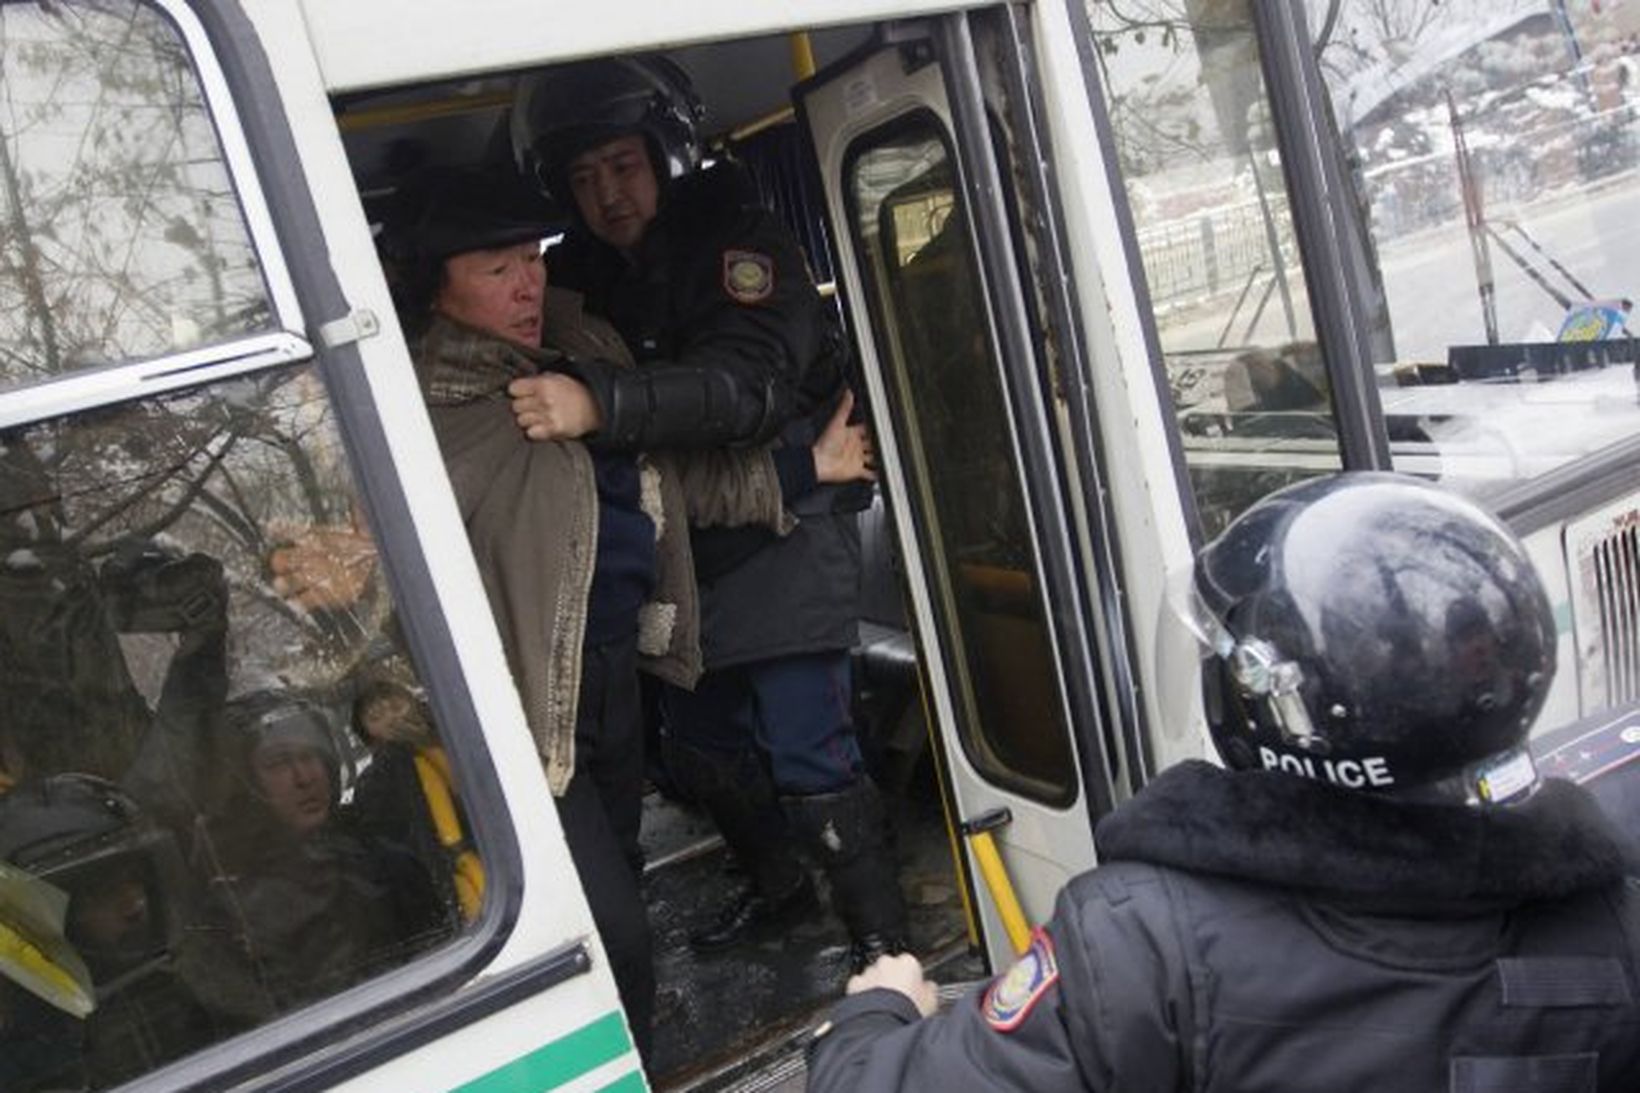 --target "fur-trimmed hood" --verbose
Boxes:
[1095,760,1633,914]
